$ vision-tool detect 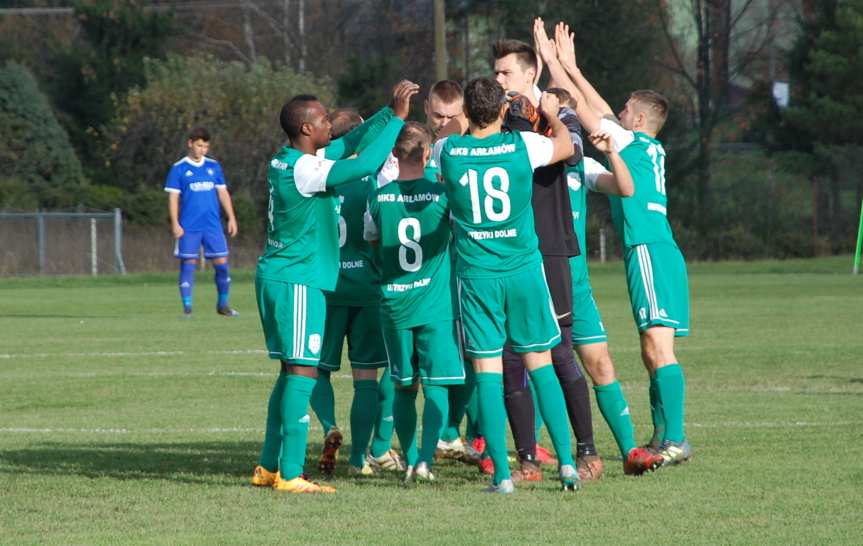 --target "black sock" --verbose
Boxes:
[503,345,536,461]
[551,329,596,455]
